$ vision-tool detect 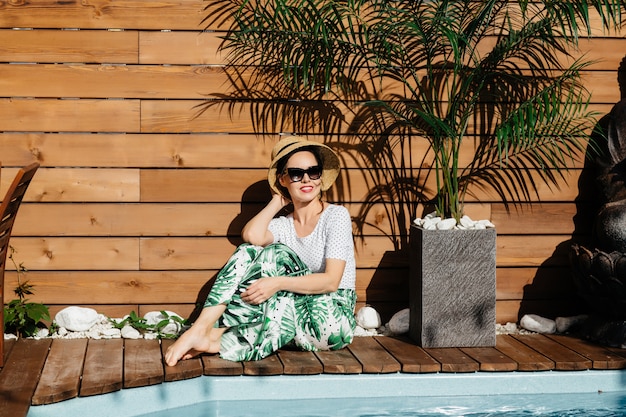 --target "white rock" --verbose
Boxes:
[459,215,475,228]
[387,308,410,335]
[121,324,141,339]
[99,328,122,338]
[355,306,381,330]
[478,219,495,228]
[520,314,556,334]
[34,328,49,339]
[422,216,442,230]
[4,333,17,341]
[353,325,378,337]
[555,315,589,333]
[55,306,99,332]
[437,218,457,230]
[144,311,184,336]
